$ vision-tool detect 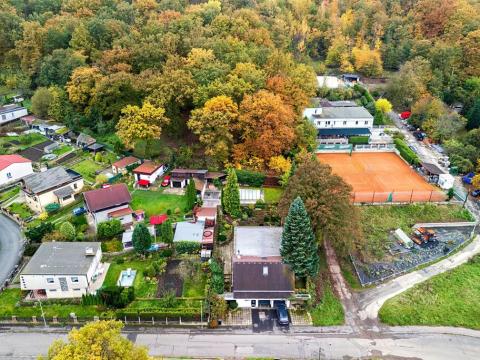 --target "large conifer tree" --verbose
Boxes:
[185,178,197,210]
[222,168,241,217]
[281,196,319,278]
